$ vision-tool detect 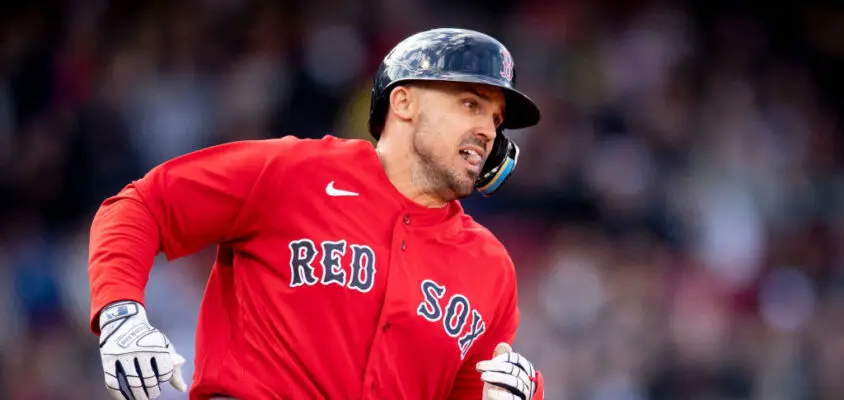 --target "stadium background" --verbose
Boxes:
[1,0,843,399]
